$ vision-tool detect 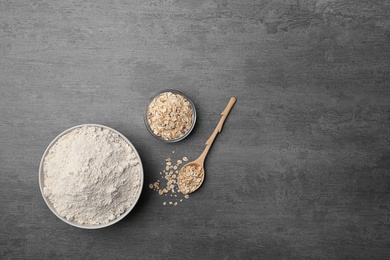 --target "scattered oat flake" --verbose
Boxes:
[182,157,188,161]
[151,156,192,206]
